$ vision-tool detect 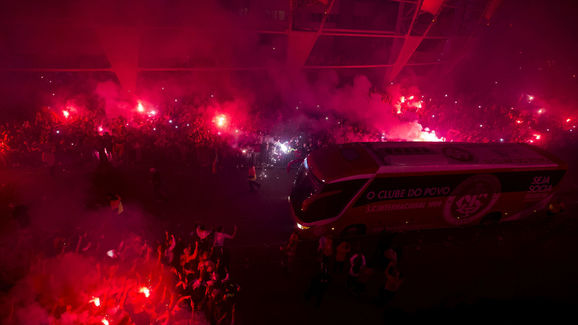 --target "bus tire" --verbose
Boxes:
[341,224,366,238]
[480,212,502,225]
